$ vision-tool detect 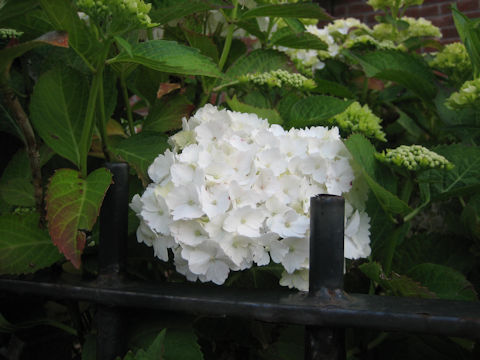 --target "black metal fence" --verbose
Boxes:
[1,163,480,359]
